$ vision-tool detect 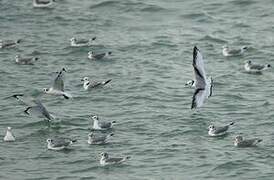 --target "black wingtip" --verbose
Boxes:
[126,156,130,160]
[24,107,31,115]
[71,139,77,143]
[109,133,114,136]
[92,37,96,41]
[62,68,66,72]
[12,94,24,99]
[112,121,116,124]
[104,79,112,85]
[229,122,235,126]
[63,95,69,99]
[258,139,263,143]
